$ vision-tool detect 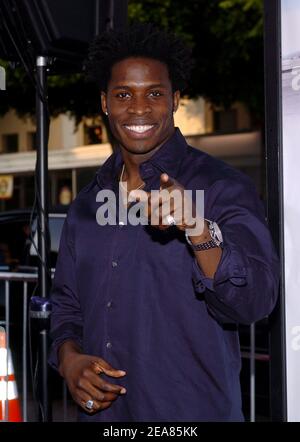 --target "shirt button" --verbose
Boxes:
[106,342,112,349]
[112,261,118,268]
[197,282,205,293]
[107,301,112,308]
